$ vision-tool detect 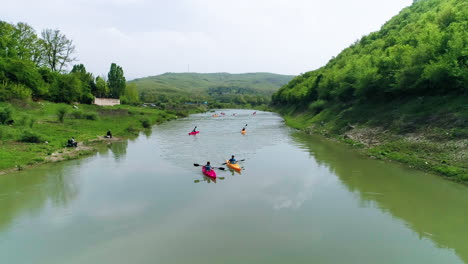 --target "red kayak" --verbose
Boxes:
[188,131,200,135]
[202,166,216,179]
